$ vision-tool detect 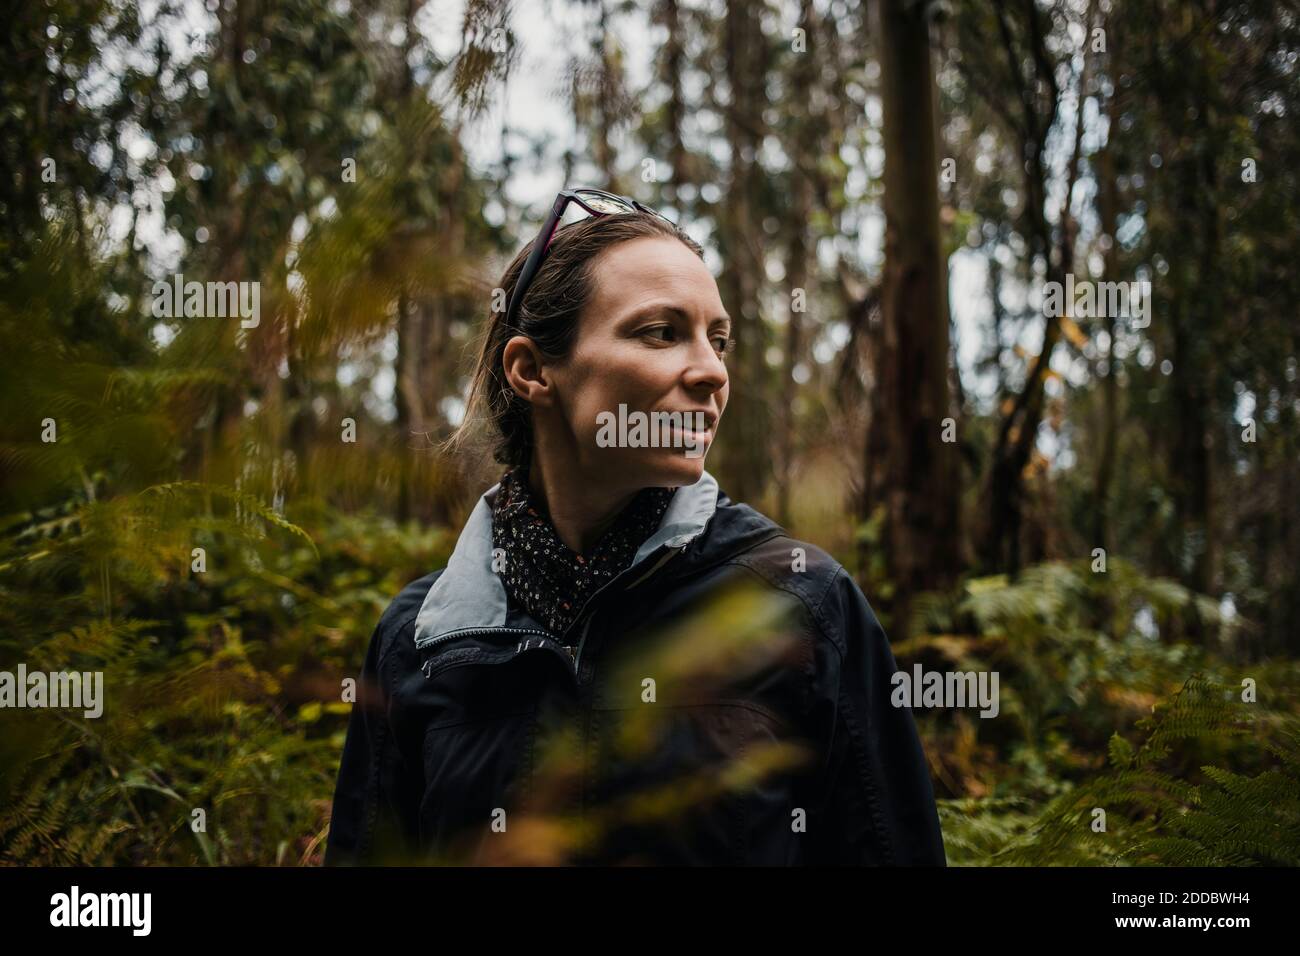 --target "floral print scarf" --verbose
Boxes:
[490,466,676,642]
